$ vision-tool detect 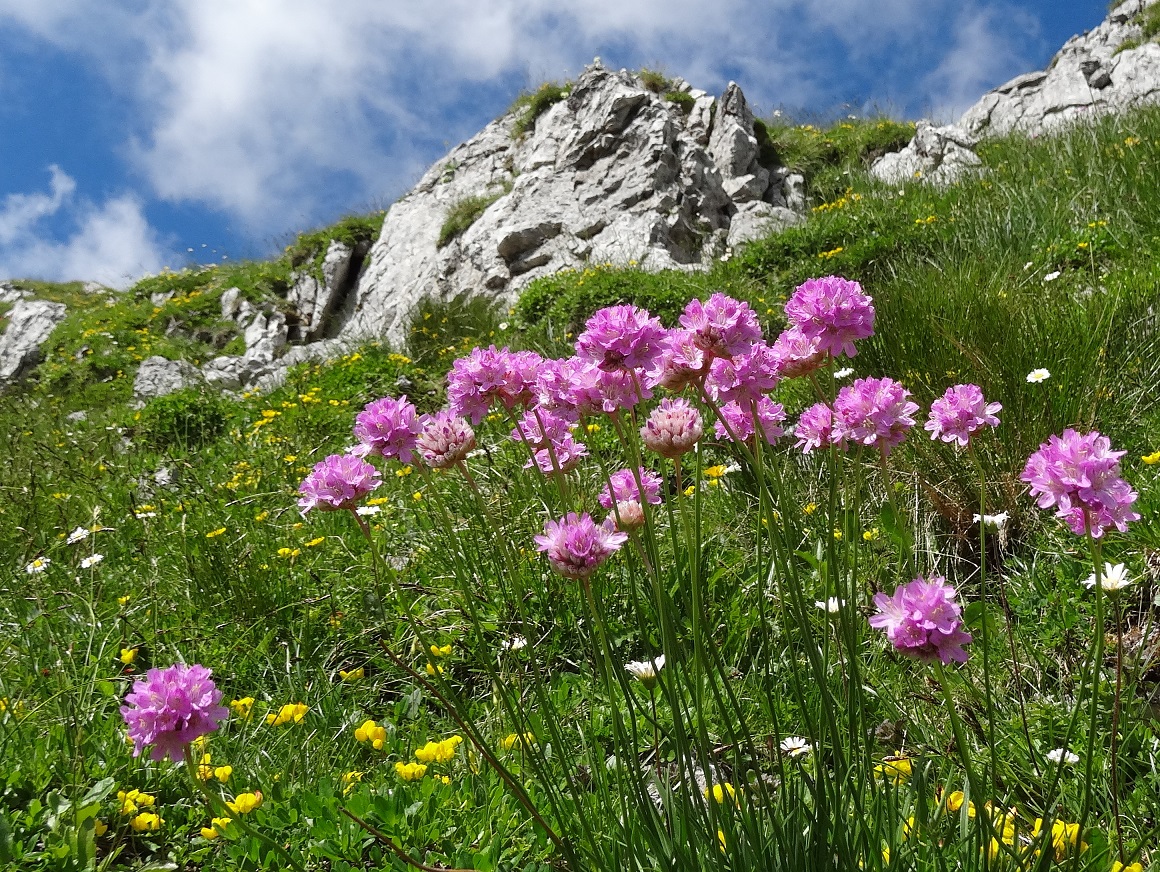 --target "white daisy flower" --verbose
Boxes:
[25,557,50,574]
[66,526,90,545]
[355,505,381,516]
[1046,748,1079,766]
[833,367,854,379]
[972,512,1009,530]
[814,597,845,613]
[780,736,814,758]
[501,635,528,652]
[1082,562,1132,592]
[80,554,104,569]
[1025,368,1051,383]
[625,655,665,689]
